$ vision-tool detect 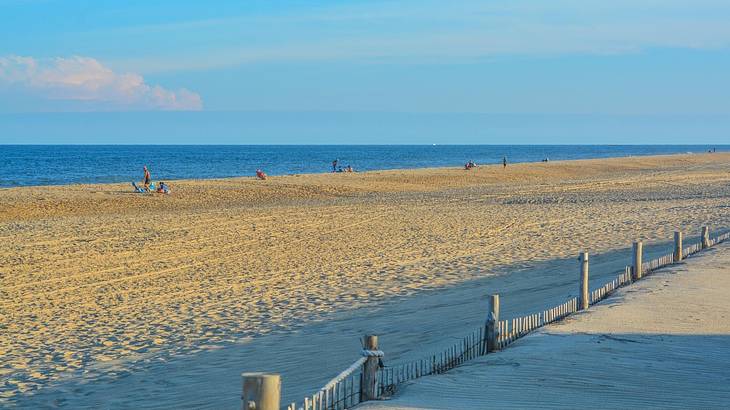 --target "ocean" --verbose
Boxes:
[0,145,726,187]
